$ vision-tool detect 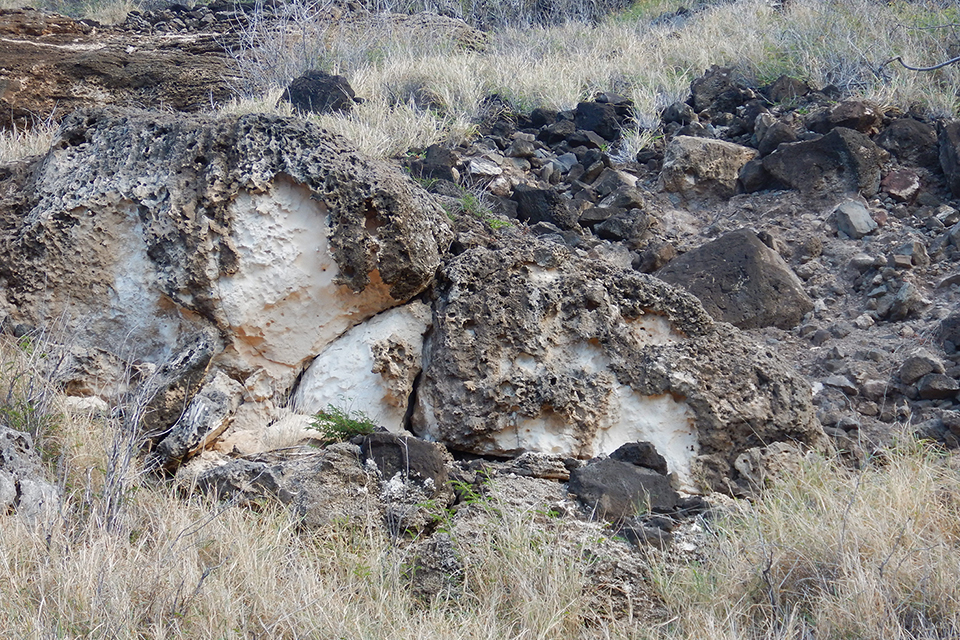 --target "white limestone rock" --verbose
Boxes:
[413,239,824,494]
